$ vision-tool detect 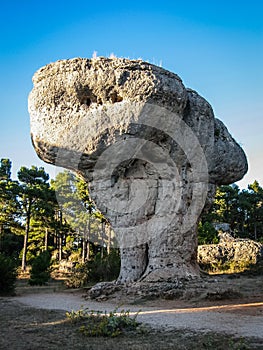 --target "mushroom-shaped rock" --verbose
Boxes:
[29,57,248,283]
